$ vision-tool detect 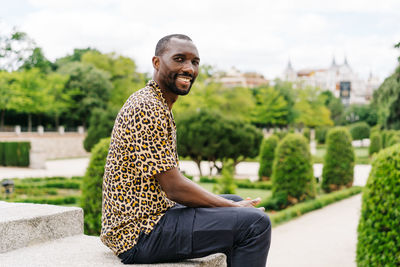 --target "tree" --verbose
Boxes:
[321,90,345,125]
[0,29,35,71]
[58,62,112,127]
[294,86,333,127]
[177,110,262,176]
[0,71,17,130]
[81,51,146,108]
[9,69,54,131]
[252,86,289,127]
[20,47,53,73]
